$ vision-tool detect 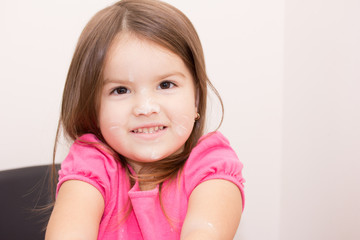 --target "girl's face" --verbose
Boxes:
[99,33,198,172]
